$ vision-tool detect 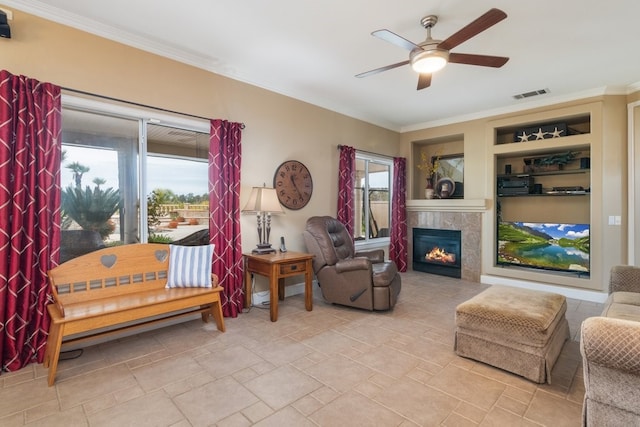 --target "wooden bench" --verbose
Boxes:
[43,243,225,386]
